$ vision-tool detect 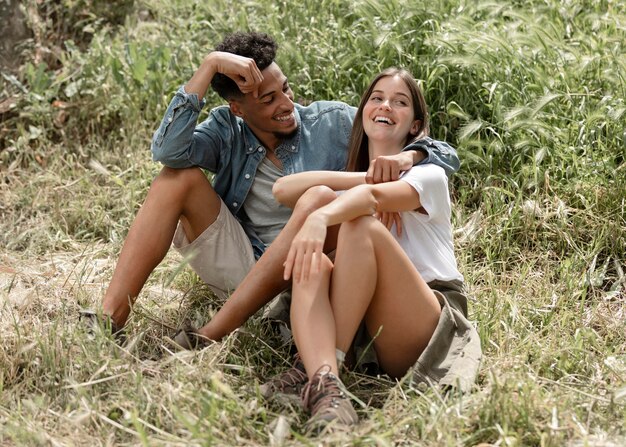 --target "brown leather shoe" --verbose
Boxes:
[167,325,211,350]
[301,365,358,431]
[79,309,126,344]
[260,354,308,402]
